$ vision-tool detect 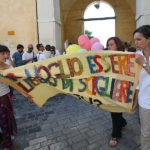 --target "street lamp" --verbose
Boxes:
[94,1,100,9]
